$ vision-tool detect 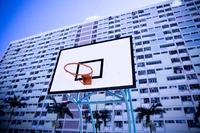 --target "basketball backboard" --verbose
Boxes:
[48,36,135,94]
